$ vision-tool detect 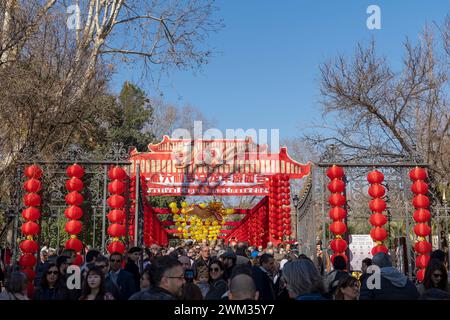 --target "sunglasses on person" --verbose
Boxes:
[209,267,220,272]
[97,265,107,269]
[110,259,122,263]
[432,272,443,279]
[47,270,59,275]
